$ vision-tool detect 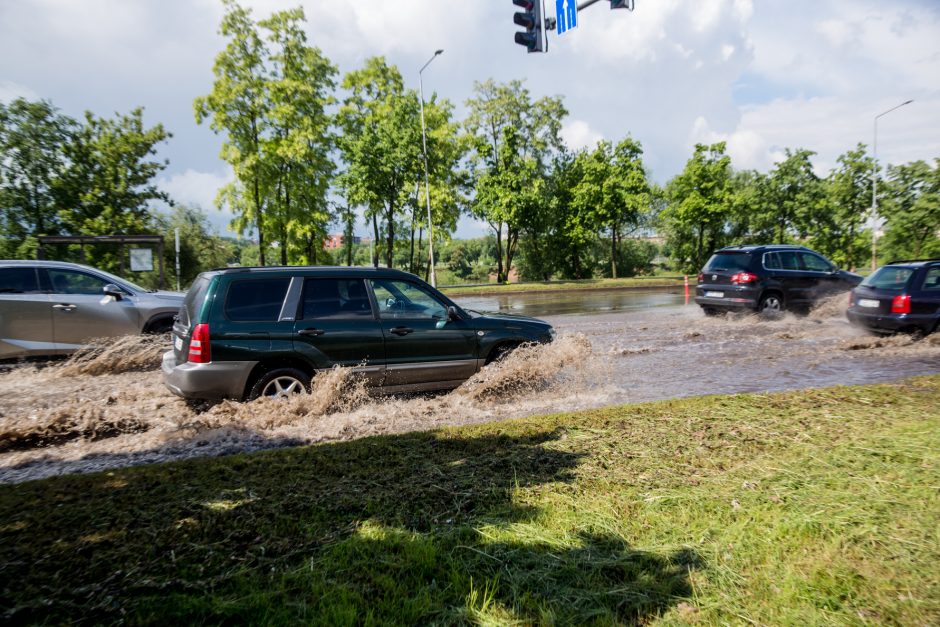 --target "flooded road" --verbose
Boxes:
[1,294,938,483]
[452,287,686,318]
